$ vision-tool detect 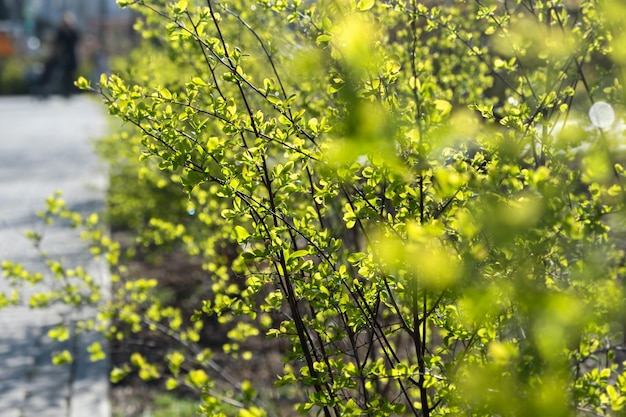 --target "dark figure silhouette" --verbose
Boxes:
[39,13,80,96]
